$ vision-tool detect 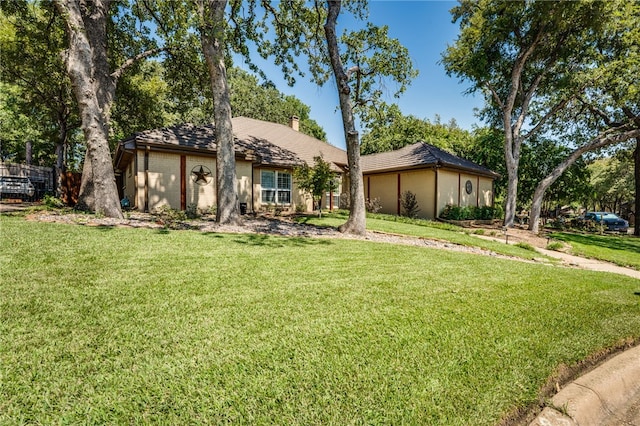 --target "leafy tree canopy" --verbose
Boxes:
[360,103,473,155]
